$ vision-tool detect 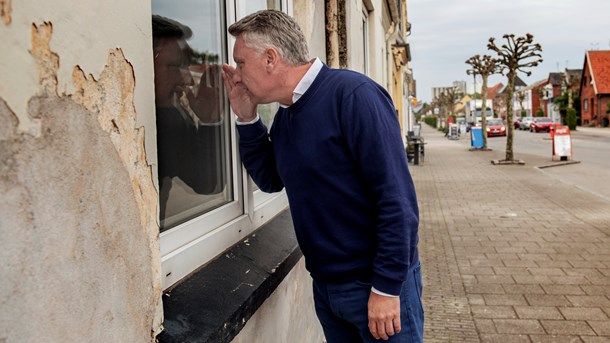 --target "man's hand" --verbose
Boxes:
[368,292,401,340]
[187,64,225,123]
[222,64,257,122]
